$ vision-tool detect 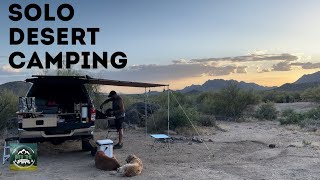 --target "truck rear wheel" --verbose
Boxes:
[81,139,94,151]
